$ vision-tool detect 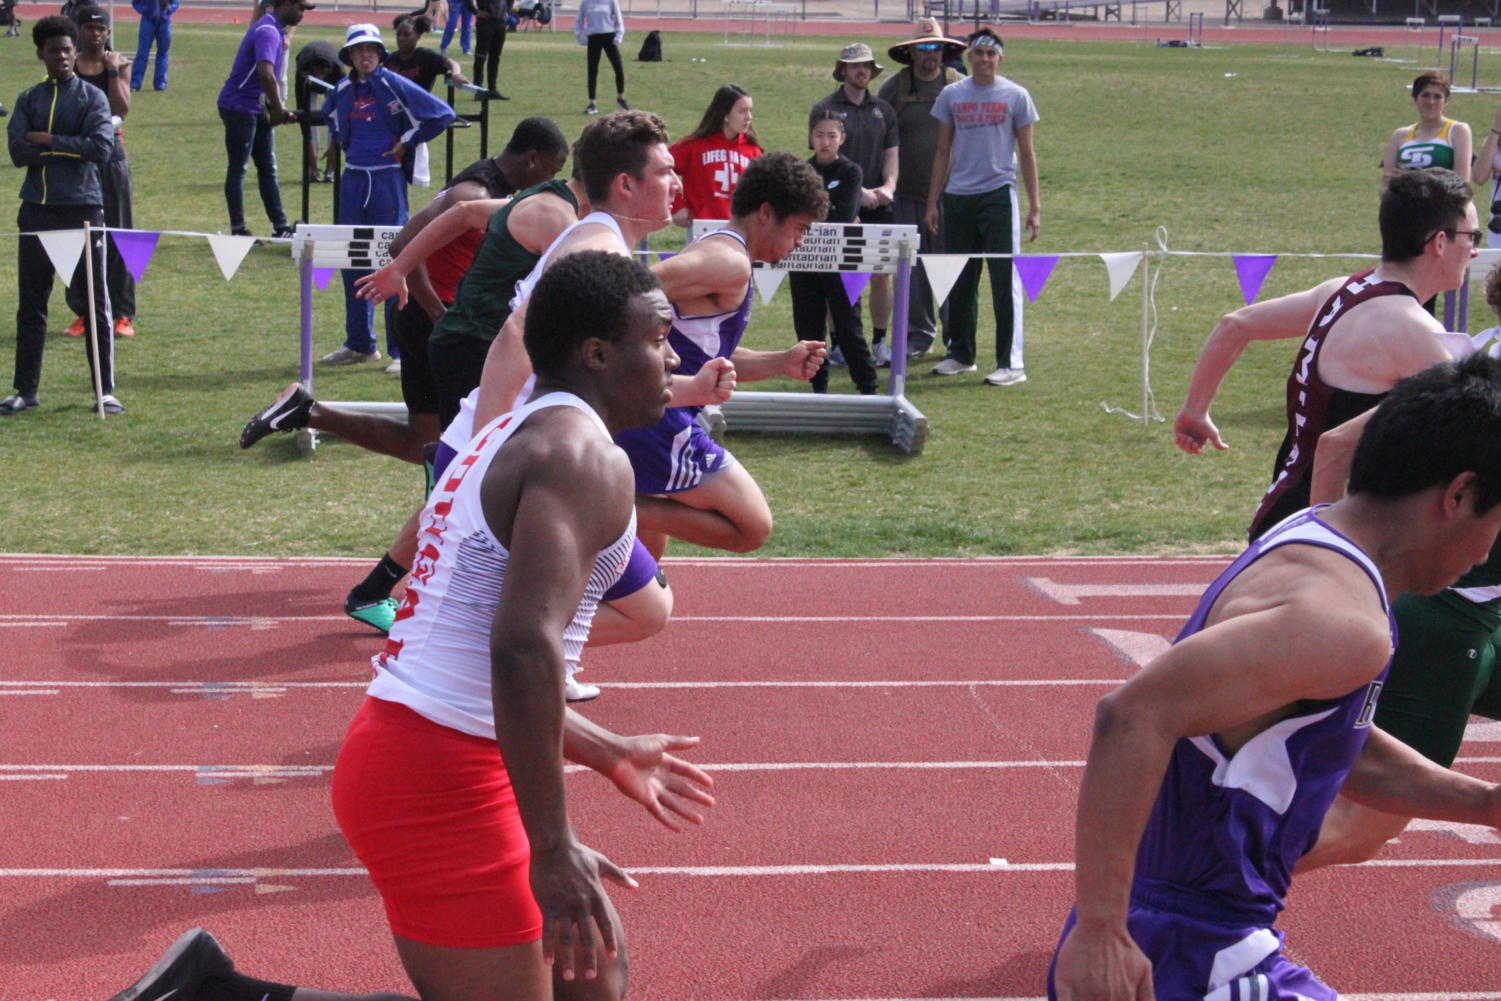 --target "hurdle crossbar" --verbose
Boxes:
[689,219,929,454]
